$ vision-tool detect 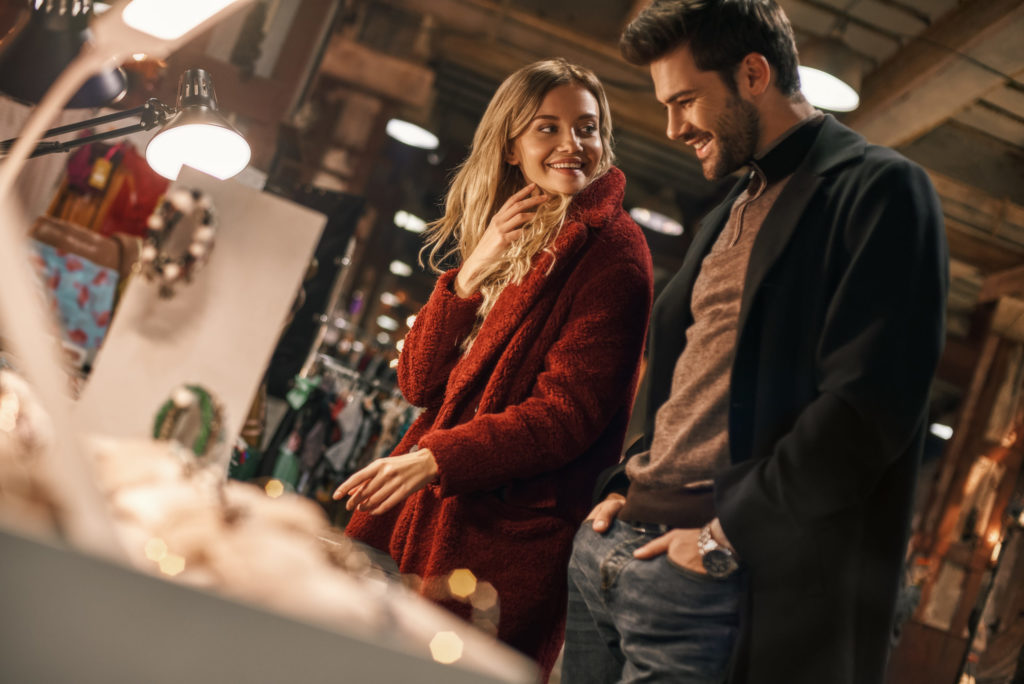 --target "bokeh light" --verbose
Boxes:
[447,568,477,599]
[144,537,168,562]
[159,553,186,576]
[470,581,499,611]
[429,631,464,664]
